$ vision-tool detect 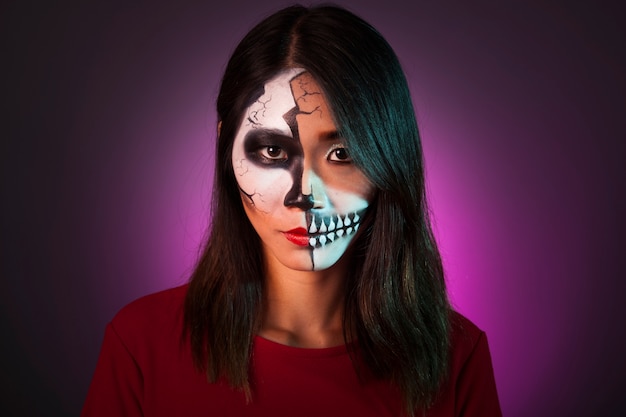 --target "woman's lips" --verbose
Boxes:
[283,227,310,247]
